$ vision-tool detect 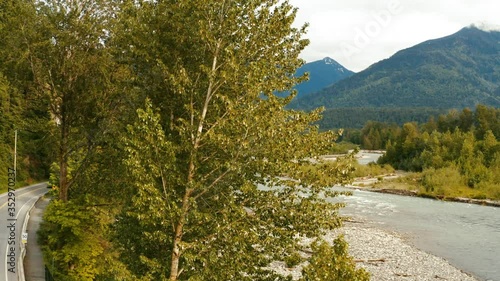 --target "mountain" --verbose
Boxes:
[290,26,500,111]
[291,57,354,99]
